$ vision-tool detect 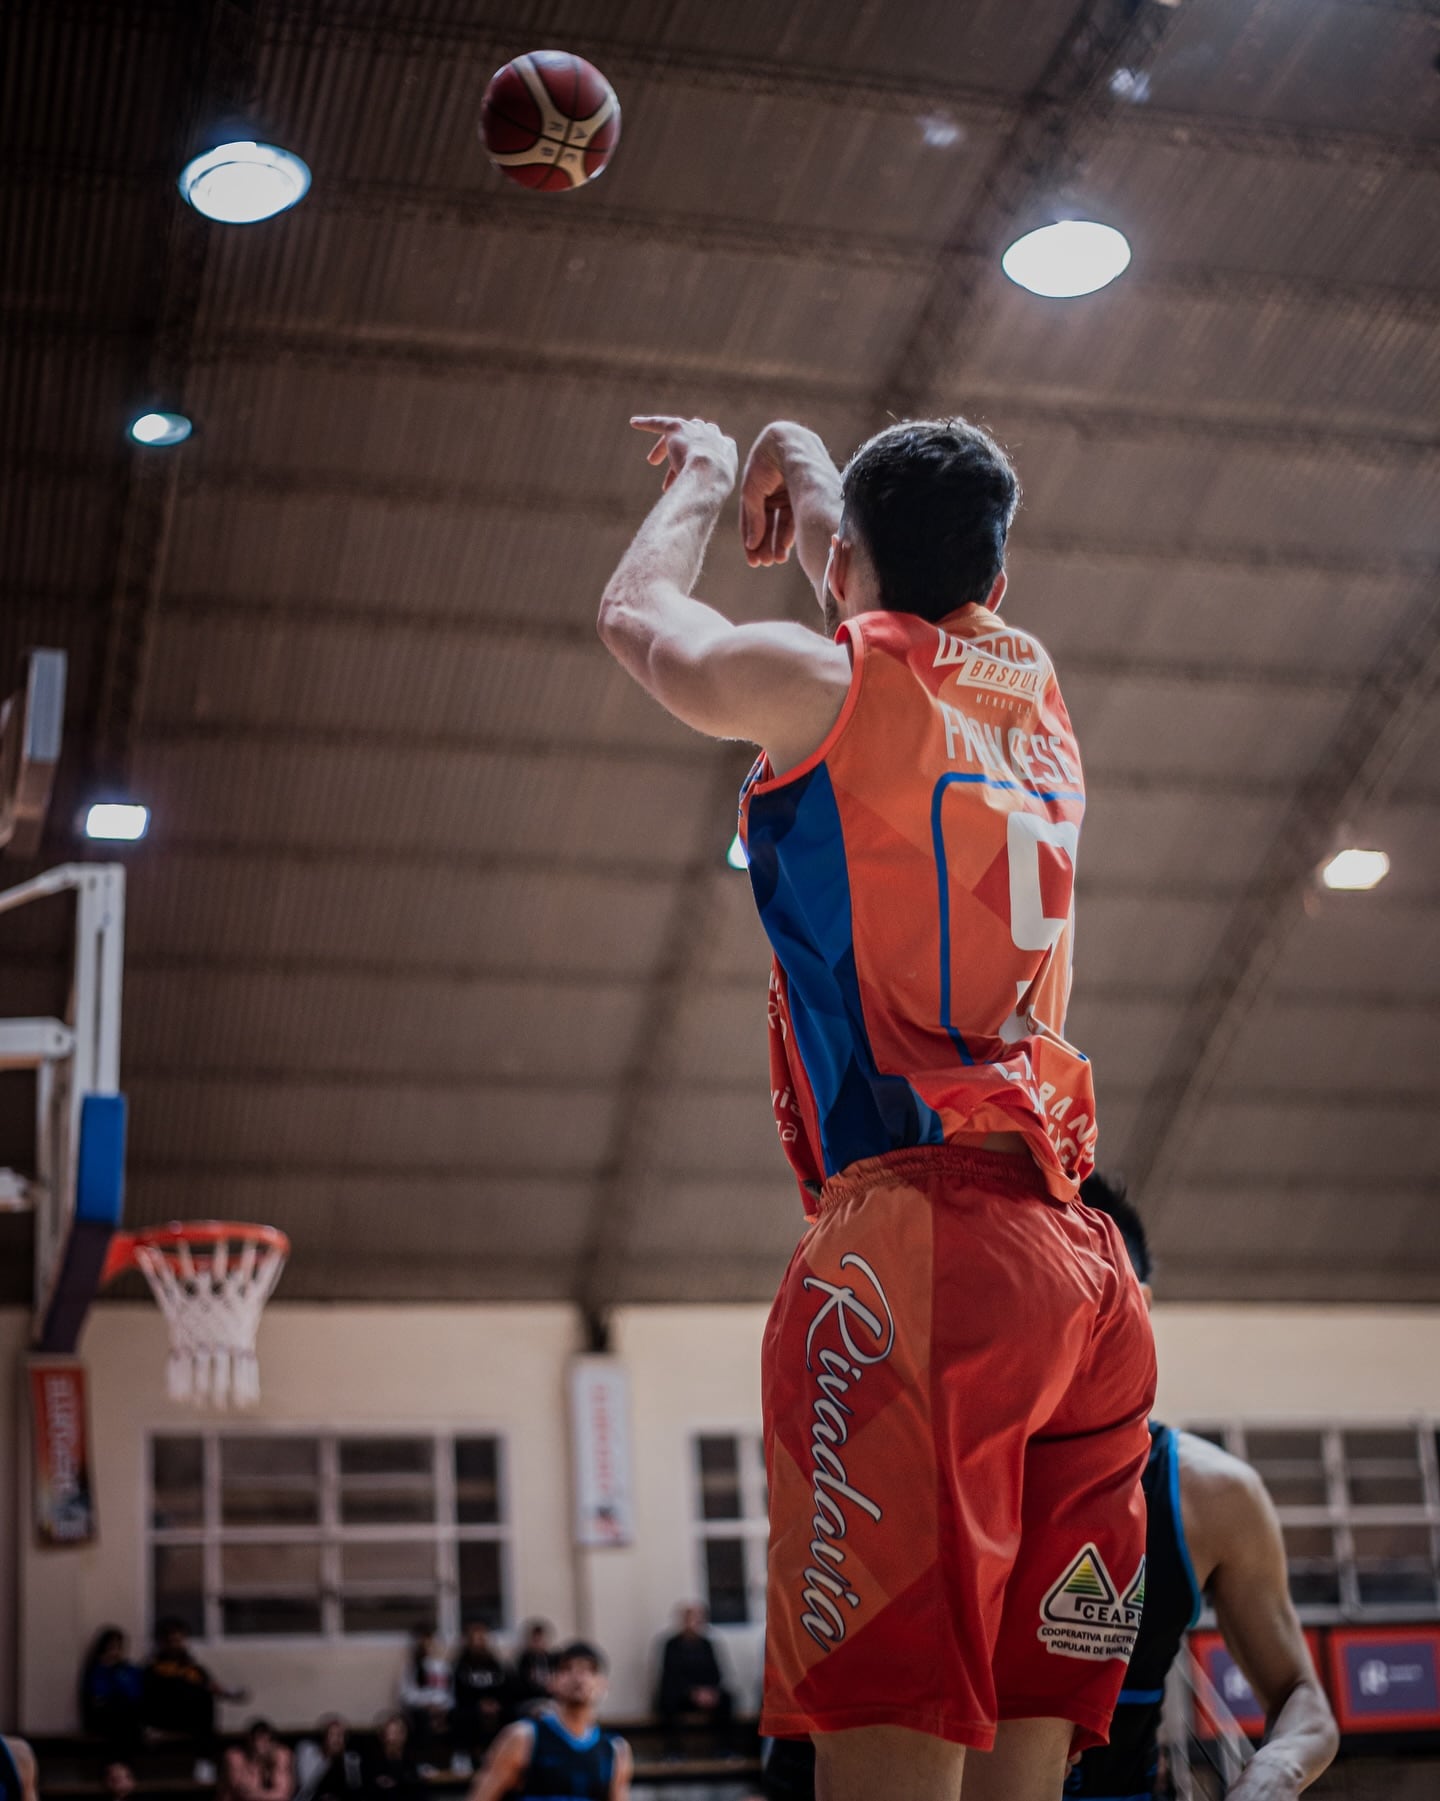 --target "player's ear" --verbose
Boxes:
[987,569,1008,613]
[1140,1281,1153,1313]
[826,533,850,605]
